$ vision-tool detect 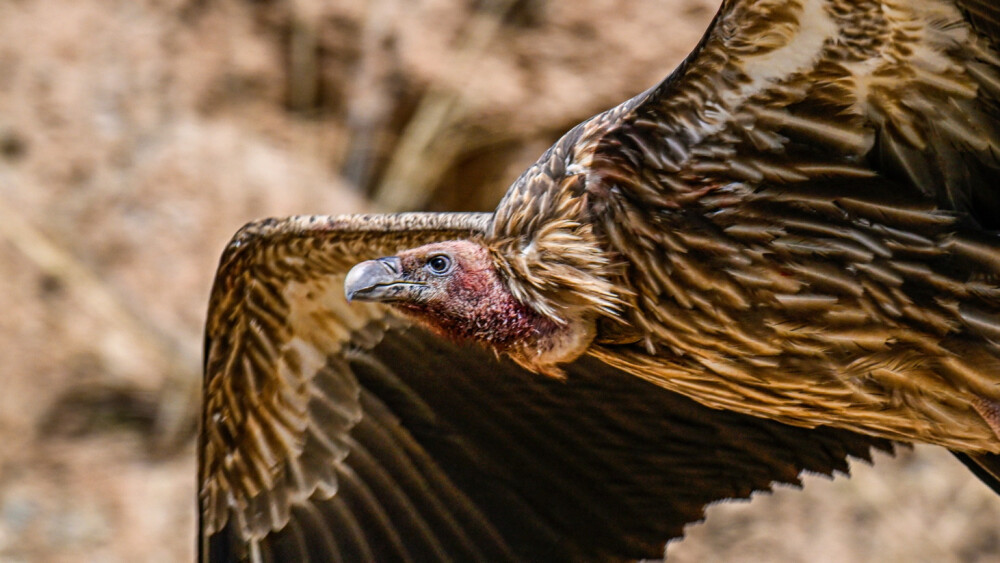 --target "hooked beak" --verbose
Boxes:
[344,256,425,303]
